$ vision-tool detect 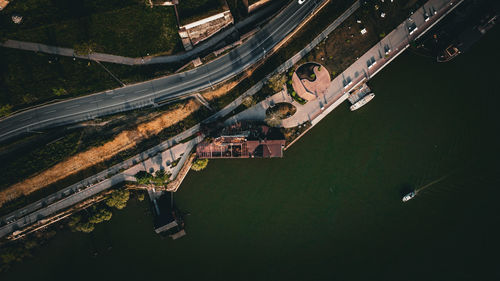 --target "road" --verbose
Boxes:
[0,0,324,142]
[0,0,363,238]
[0,1,285,66]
